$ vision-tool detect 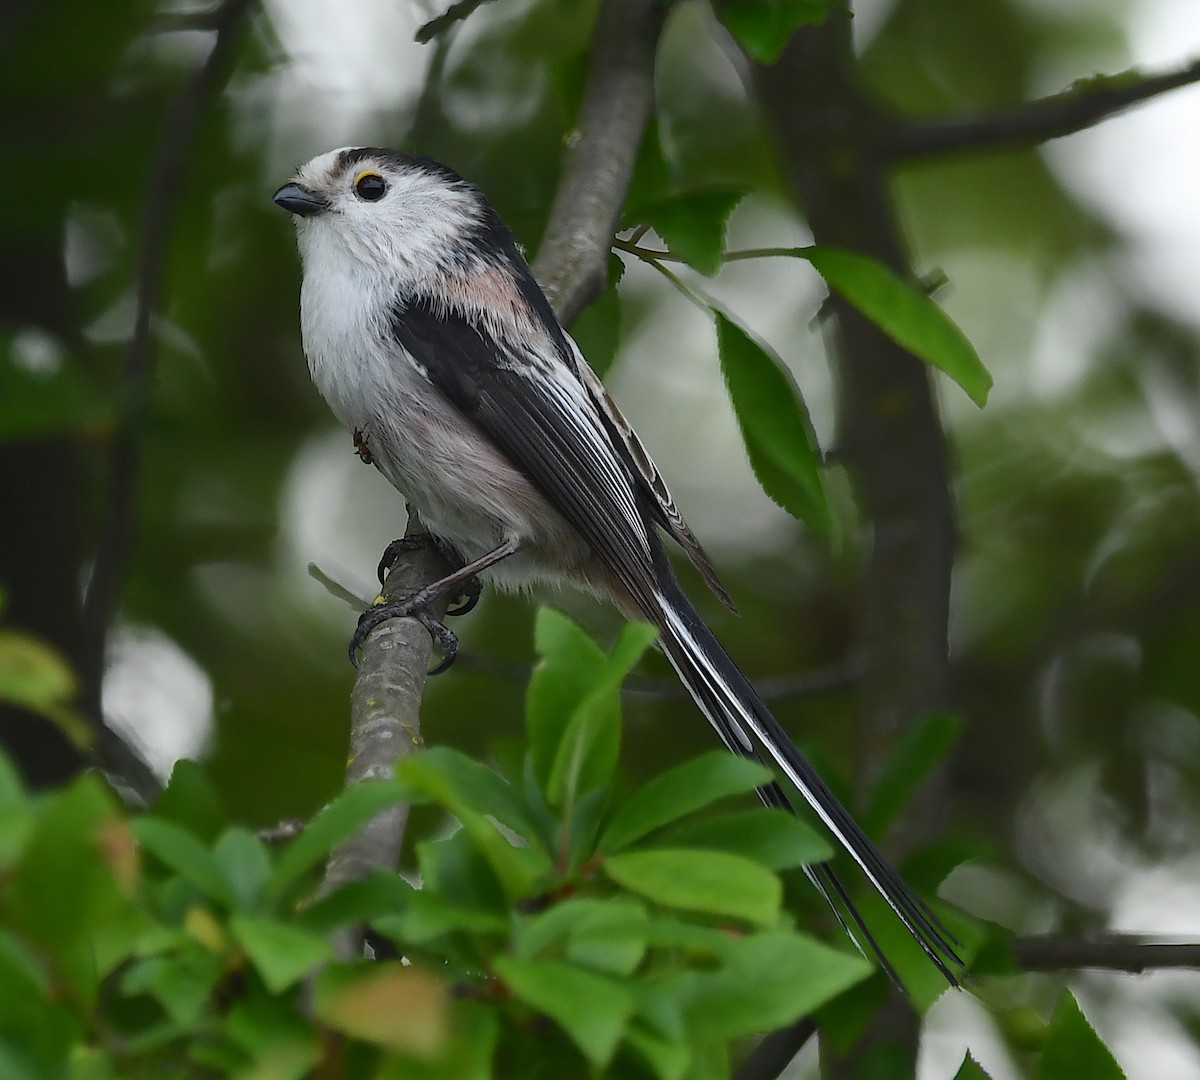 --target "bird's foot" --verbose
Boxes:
[349,593,460,675]
[376,536,481,616]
